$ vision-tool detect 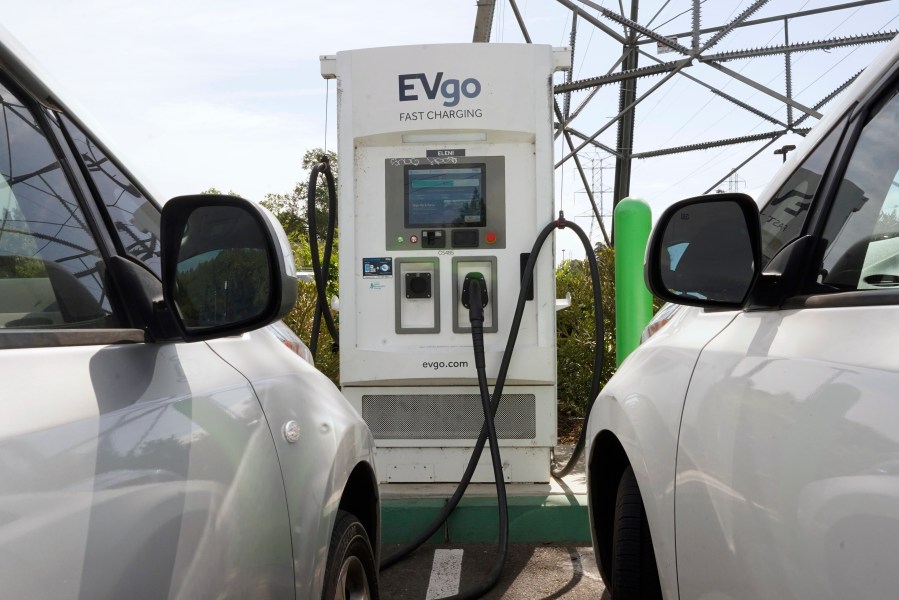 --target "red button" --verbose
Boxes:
[485,232,497,244]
